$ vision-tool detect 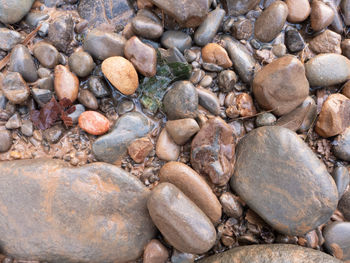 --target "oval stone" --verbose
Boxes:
[324,222,350,262]
[231,126,338,236]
